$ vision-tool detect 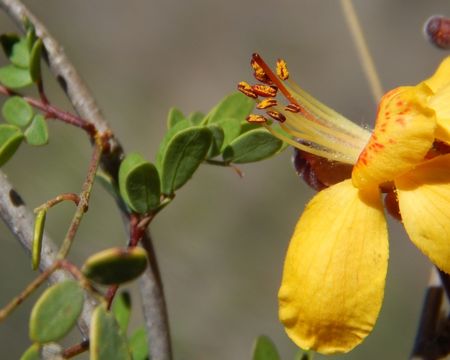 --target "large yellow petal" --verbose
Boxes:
[352,85,435,189]
[395,154,450,274]
[427,83,450,144]
[421,57,450,143]
[278,180,388,354]
[423,56,450,94]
